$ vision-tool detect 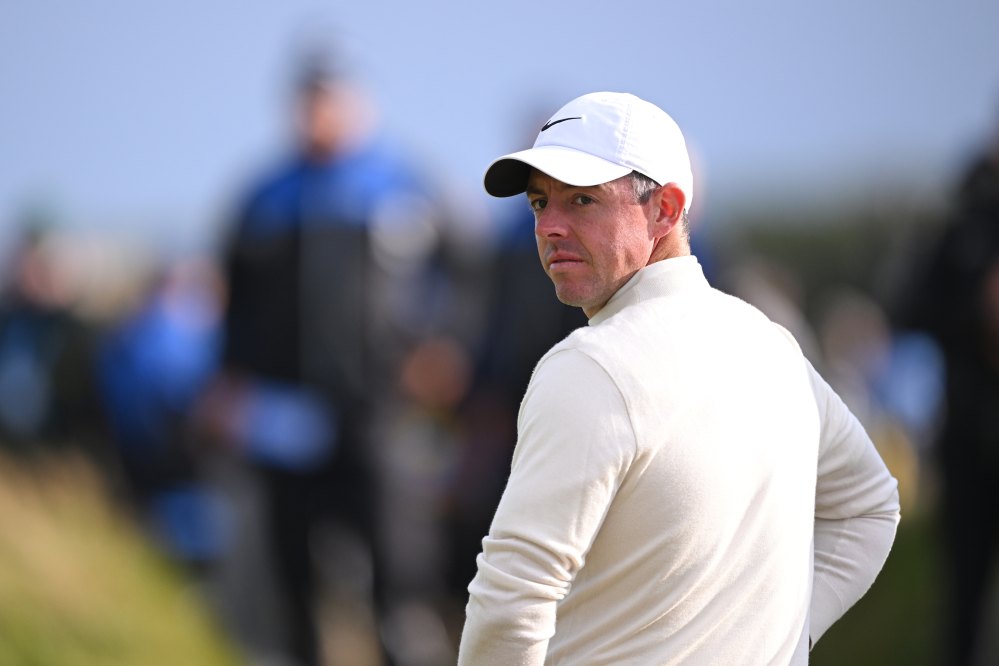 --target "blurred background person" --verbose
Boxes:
[0,220,102,455]
[812,287,926,516]
[194,46,472,666]
[95,256,229,569]
[894,111,999,666]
